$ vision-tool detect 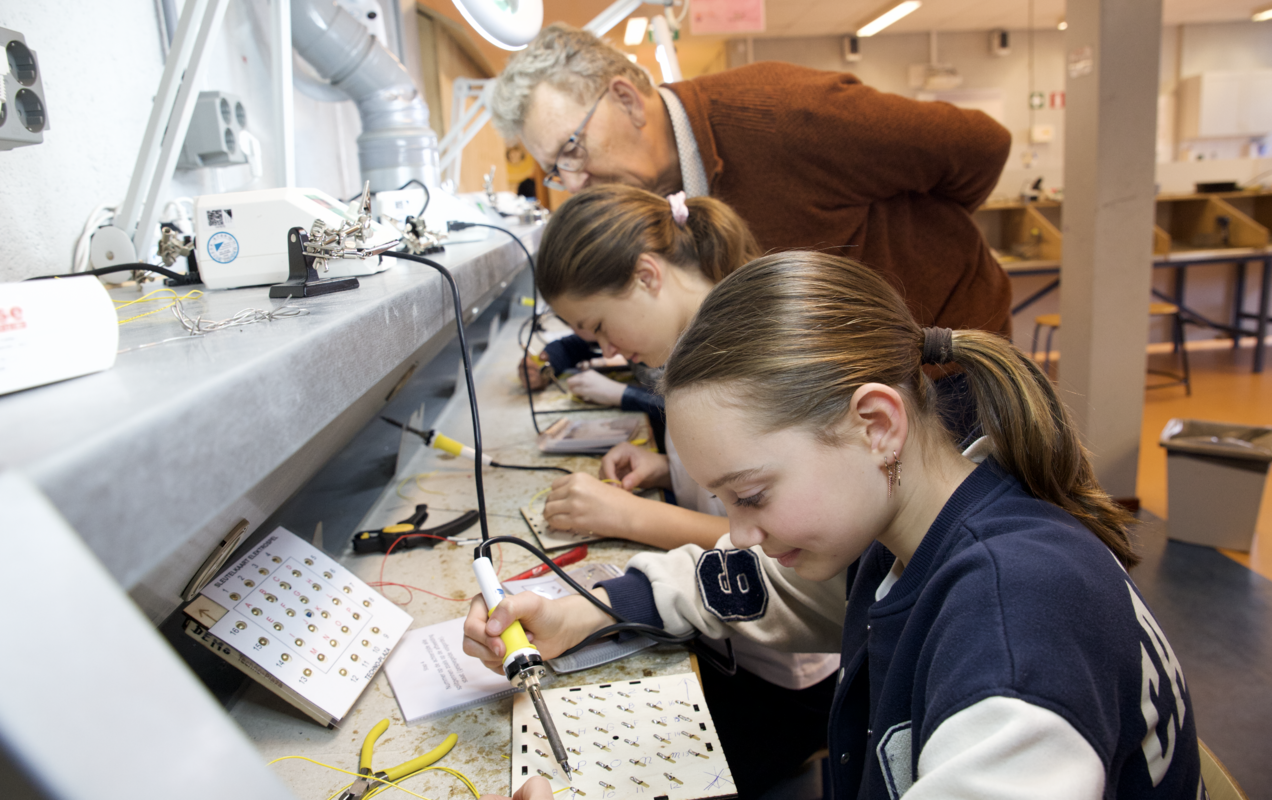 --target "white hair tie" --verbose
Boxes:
[667,191,689,227]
